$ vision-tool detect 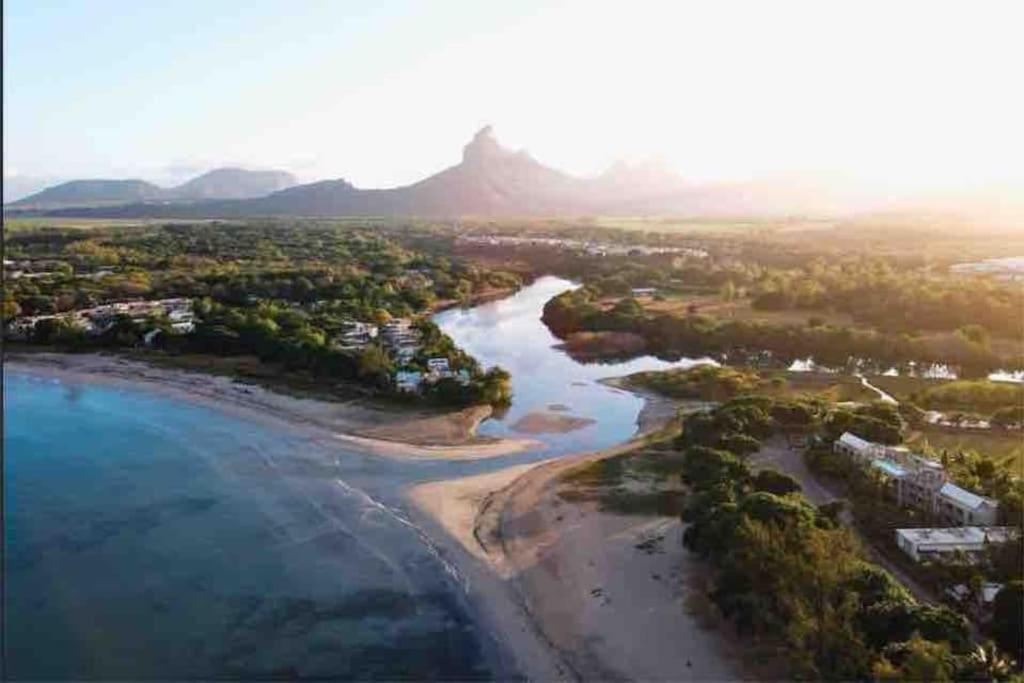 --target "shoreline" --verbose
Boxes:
[5,352,541,461]
[406,385,745,680]
[9,348,735,679]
